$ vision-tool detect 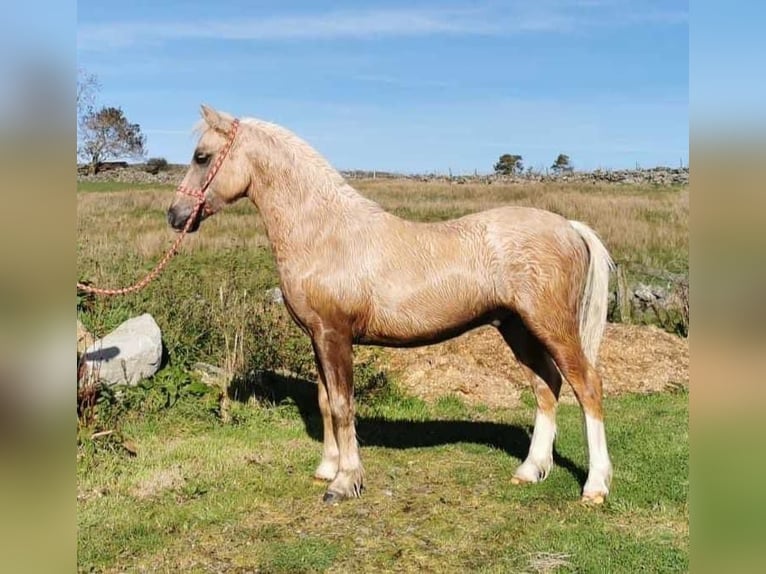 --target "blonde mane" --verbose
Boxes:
[240,117,385,218]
